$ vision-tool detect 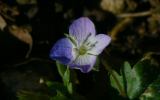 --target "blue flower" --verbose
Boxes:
[50,17,111,73]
